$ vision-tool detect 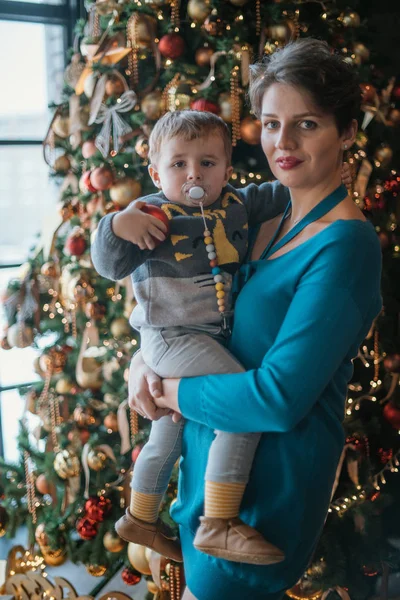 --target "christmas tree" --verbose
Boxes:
[1,1,400,598]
